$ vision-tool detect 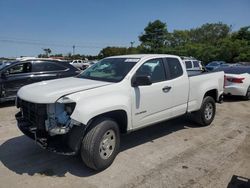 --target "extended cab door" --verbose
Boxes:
[131,58,174,129]
[1,62,32,98]
[164,57,189,116]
